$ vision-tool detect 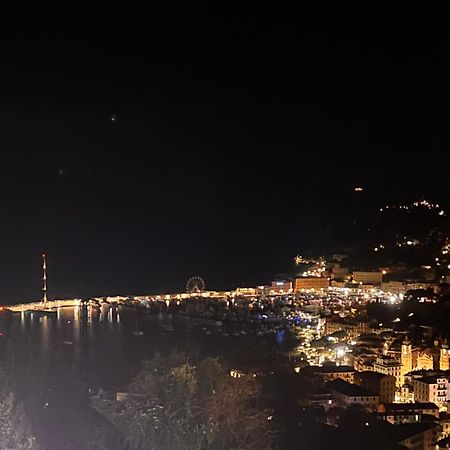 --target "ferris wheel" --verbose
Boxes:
[186,276,206,293]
